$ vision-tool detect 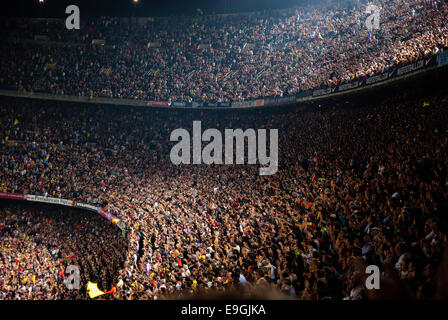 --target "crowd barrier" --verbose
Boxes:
[0,192,126,231]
